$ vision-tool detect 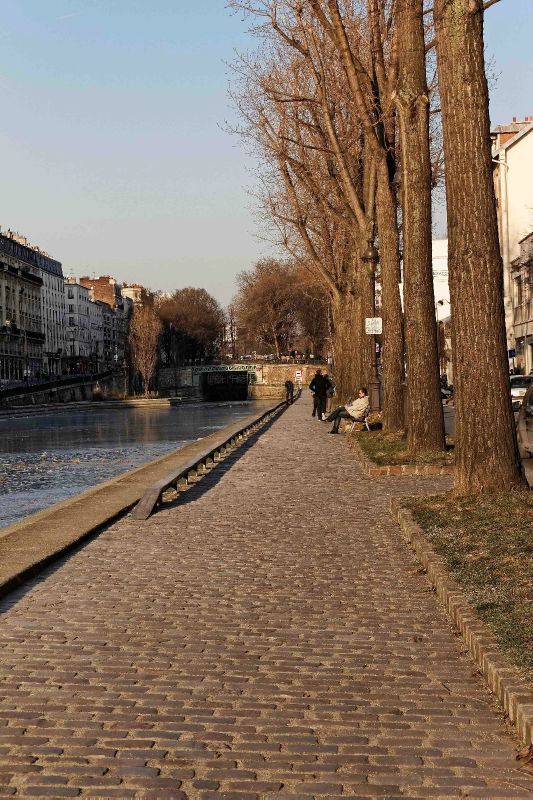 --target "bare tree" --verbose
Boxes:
[158,288,226,363]
[128,304,162,395]
[395,0,445,452]
[233,259,329,358]
[229,8,374,400]
[235,259,299,358]
[433,0,525,493]
[292,263,330,356]
[305,0,405,429]
[226,303,239,359]
[229,0,406,421]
